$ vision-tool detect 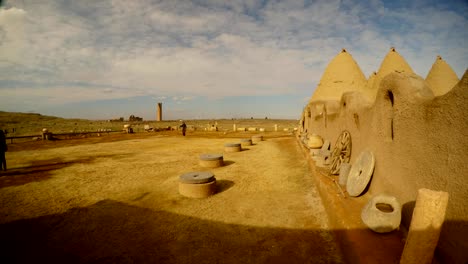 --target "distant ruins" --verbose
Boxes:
[300,47,467,263]
[109,116,143,122]
[108,117,124,122]
[128,115,143,122]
